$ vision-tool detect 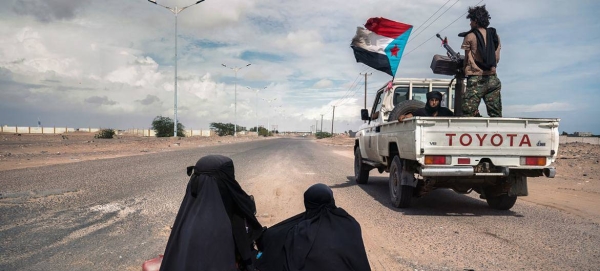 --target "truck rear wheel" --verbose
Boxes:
[388,100,426,122]
[389,156,413,208]
[354,148,370,184]
[486,194,517,210]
